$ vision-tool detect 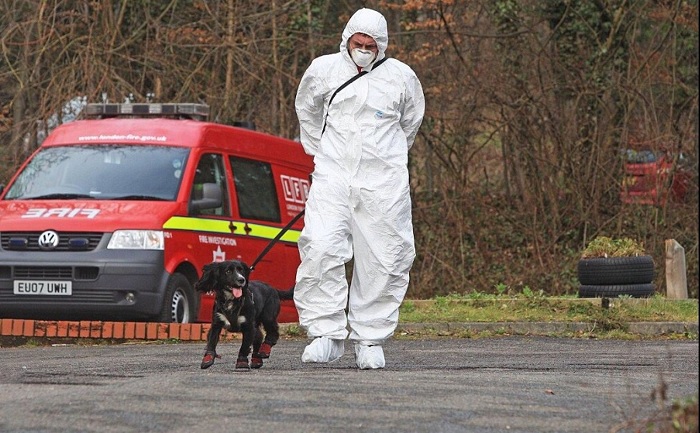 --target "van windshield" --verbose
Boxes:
[4,145,189,201]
